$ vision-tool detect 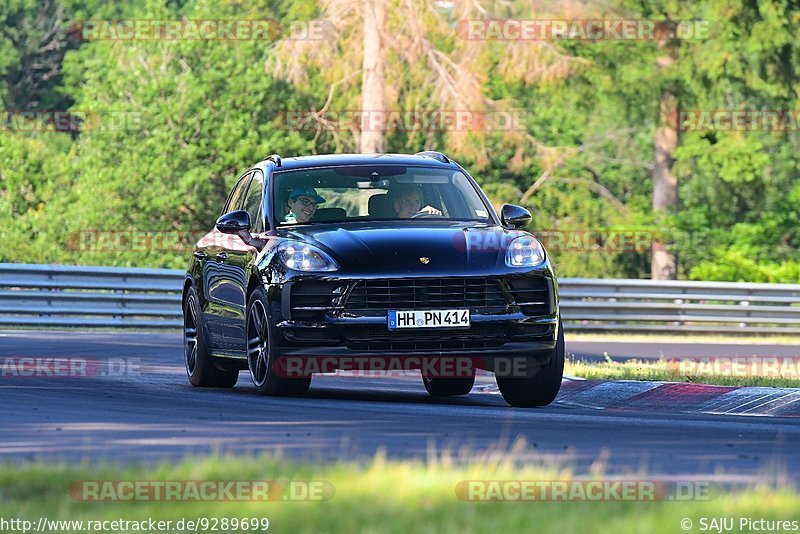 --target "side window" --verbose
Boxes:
[242,171,265,233]
[221,171,252,215]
